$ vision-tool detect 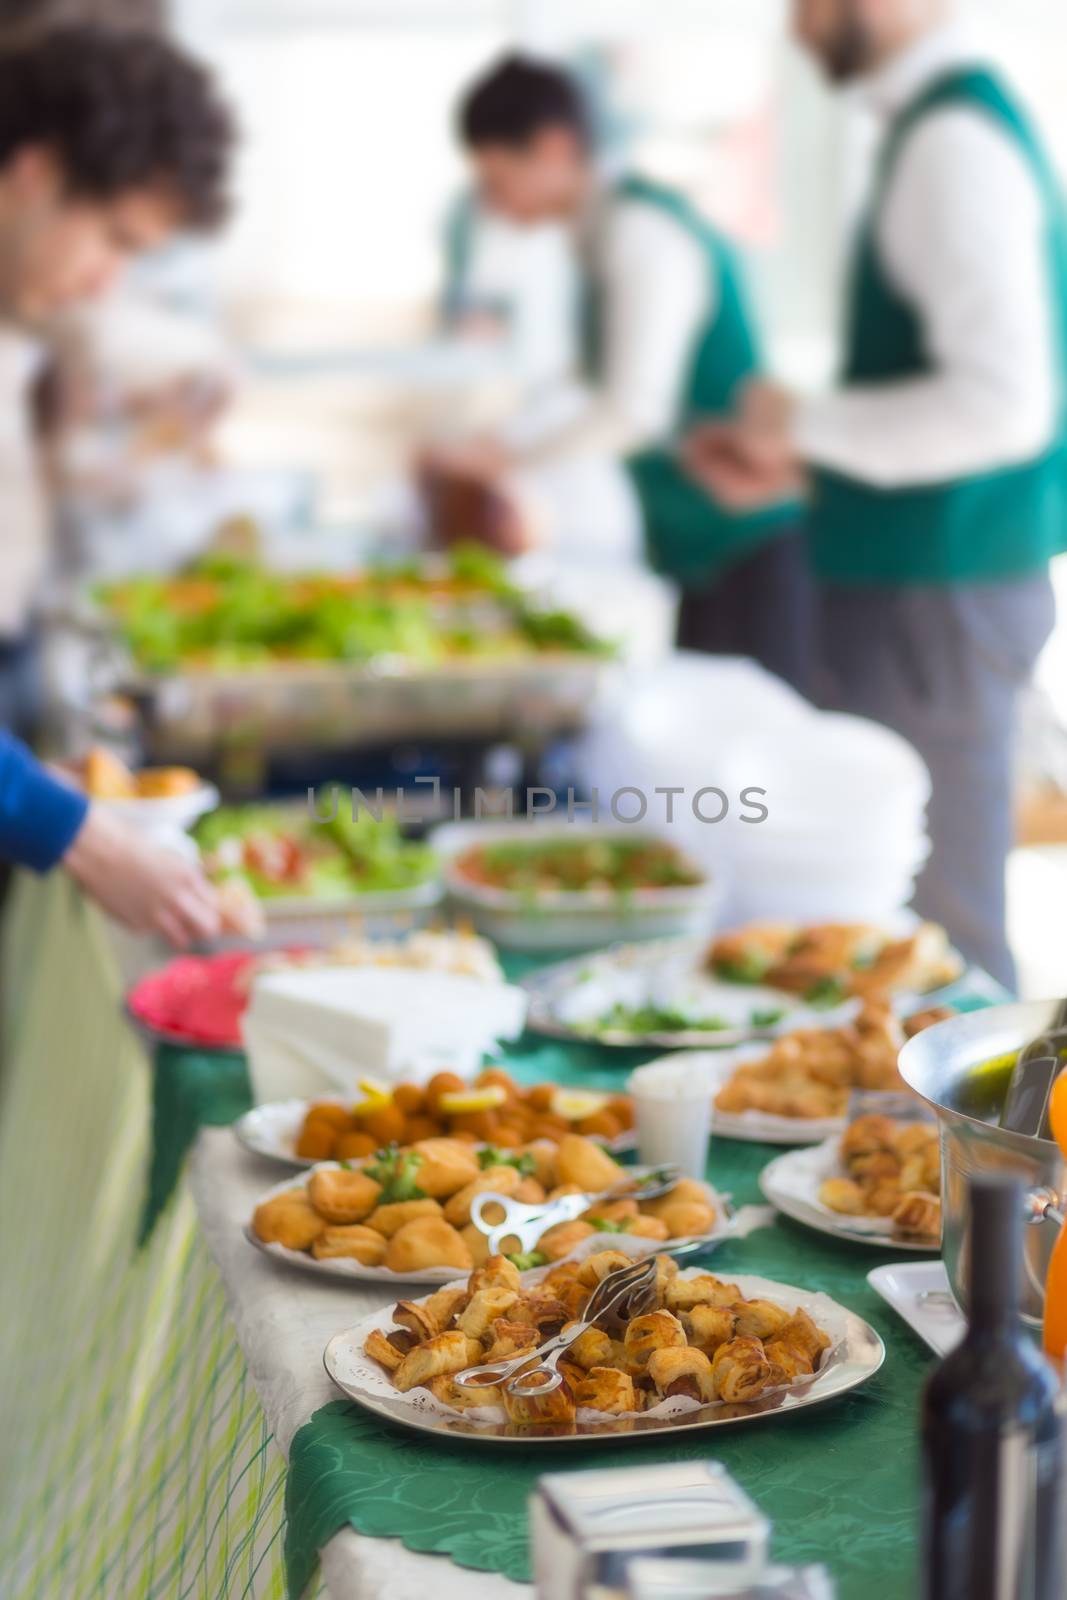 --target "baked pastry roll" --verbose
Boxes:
[774,1308,831,1364]
[364,1198,443,1237]
[428,1373,502,1411]
[307,1168,383,1224]
[501,1376,576,1428]
[647,1346,716,1402]
[469,1255,523,1295]
[666,1274,740,1313]
[542,1260,584,1295]
[732,1300,791,1343]
[683,1304,736,1354]
[253,1190,326,1251]
[763,1339,814,1383]
[865,1180,903,1217]
[710,1337,775,1402]
[573,1367,637,1414]
[623,1310,687,1370]
[443,1166,524,1227]
[482,1318,540,1363]
[818,1178,866,1216]
[311,1224,387,1265]
[653,1254,679,1303]
[892,1191,941,1238]
[840,1114,896,1162]
[364,1326,417,1372]
[394,1331,483,1393]
[553,1134,624,1192]
[384,1217,473,1274]
[576,1251,634,1289]
[520,1292,570,1337]
[455,1286,520,1340]
[564,1325,615,1370]
[408,1138,481,1197]
[392,1285,468,1340]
